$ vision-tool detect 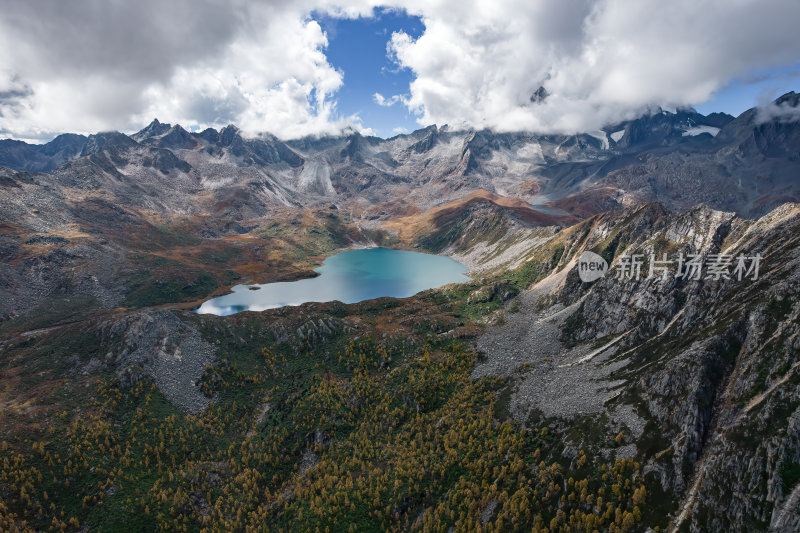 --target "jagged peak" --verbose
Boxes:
[133,118,172,140]
[530,85,549,104]
[755,201,800,227]
[217,124,243,148]
[166,123,187,133]
[774,91,799,107]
